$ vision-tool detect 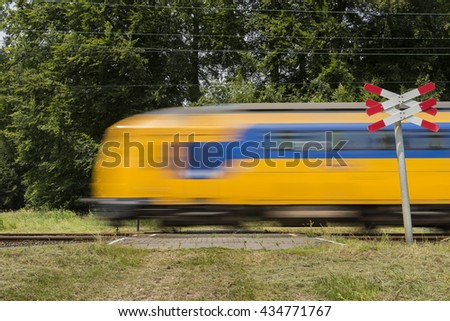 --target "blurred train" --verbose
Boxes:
[90,102,450,229]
